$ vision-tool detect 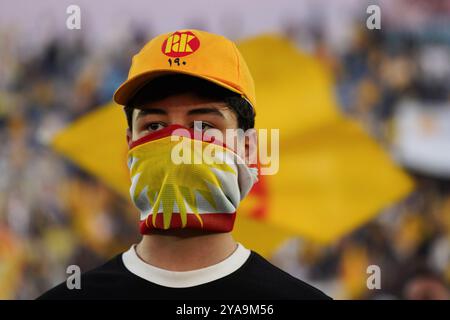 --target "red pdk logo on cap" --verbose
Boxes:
[162,31,200,57]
